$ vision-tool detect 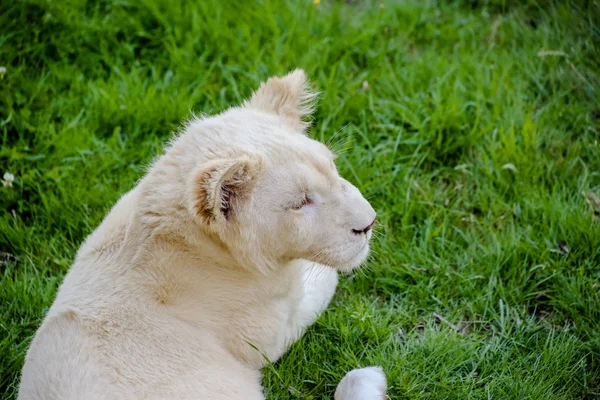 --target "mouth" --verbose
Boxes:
[358,239,369,252]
